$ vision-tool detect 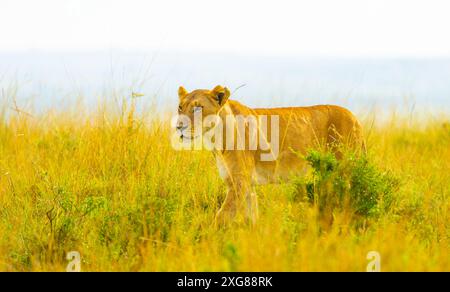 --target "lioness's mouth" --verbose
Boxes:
[179,126,215,141]
[180,134,200,140]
